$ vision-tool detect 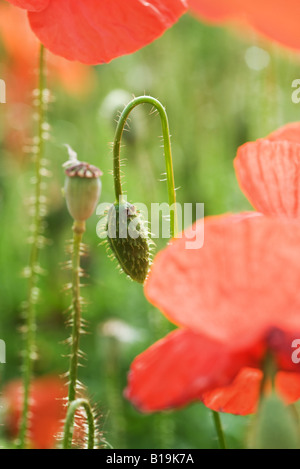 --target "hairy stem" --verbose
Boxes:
[63,398,95,449]
[113,96,178,238]
[68,220,86,403]
[18,43,47,449]
[63,221,97,448]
